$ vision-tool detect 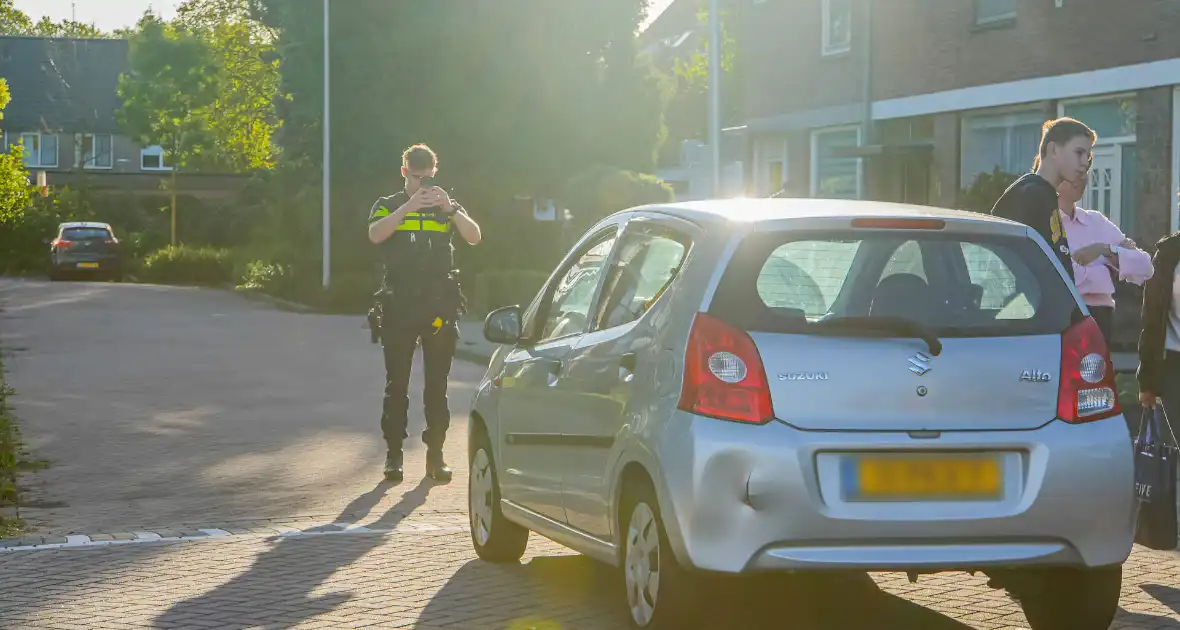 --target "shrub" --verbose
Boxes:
[561,165,674,230]
[239,259,291,293]
[957,167,1020,214]
[140,244,233,286]
[470,269,551,318]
